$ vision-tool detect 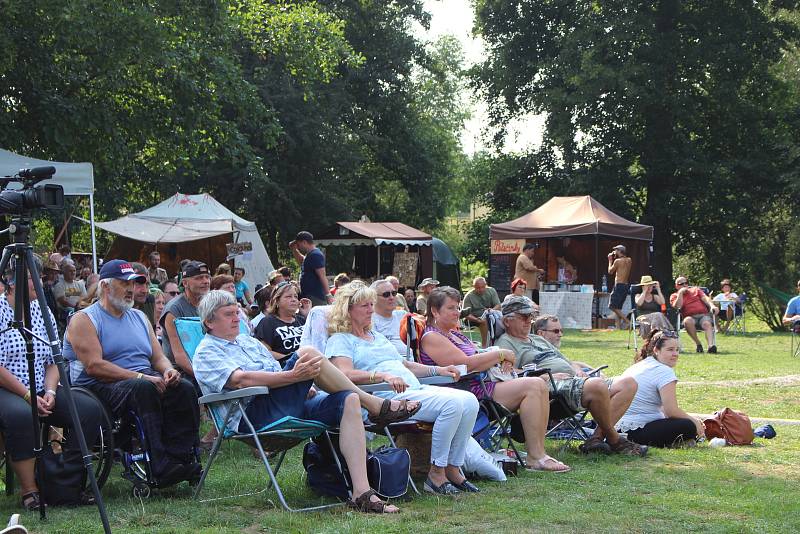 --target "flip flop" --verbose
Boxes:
[525,455,571,473]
